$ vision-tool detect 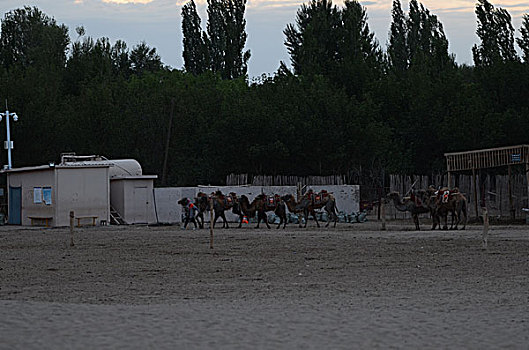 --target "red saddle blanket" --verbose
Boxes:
[265,195,281,208]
